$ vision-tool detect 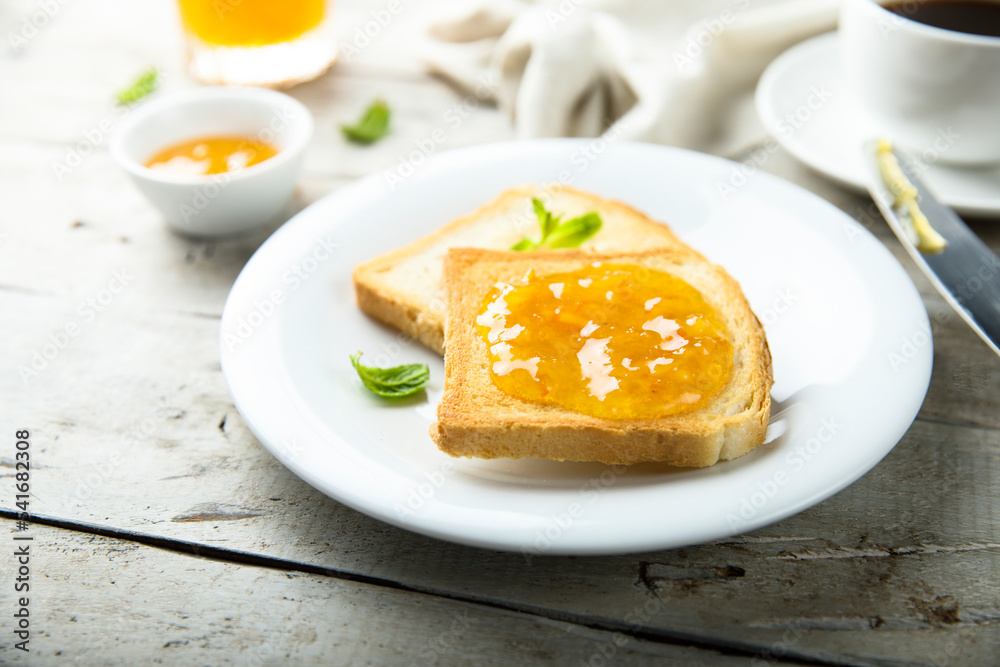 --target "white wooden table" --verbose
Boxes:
[2,0,999,664]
